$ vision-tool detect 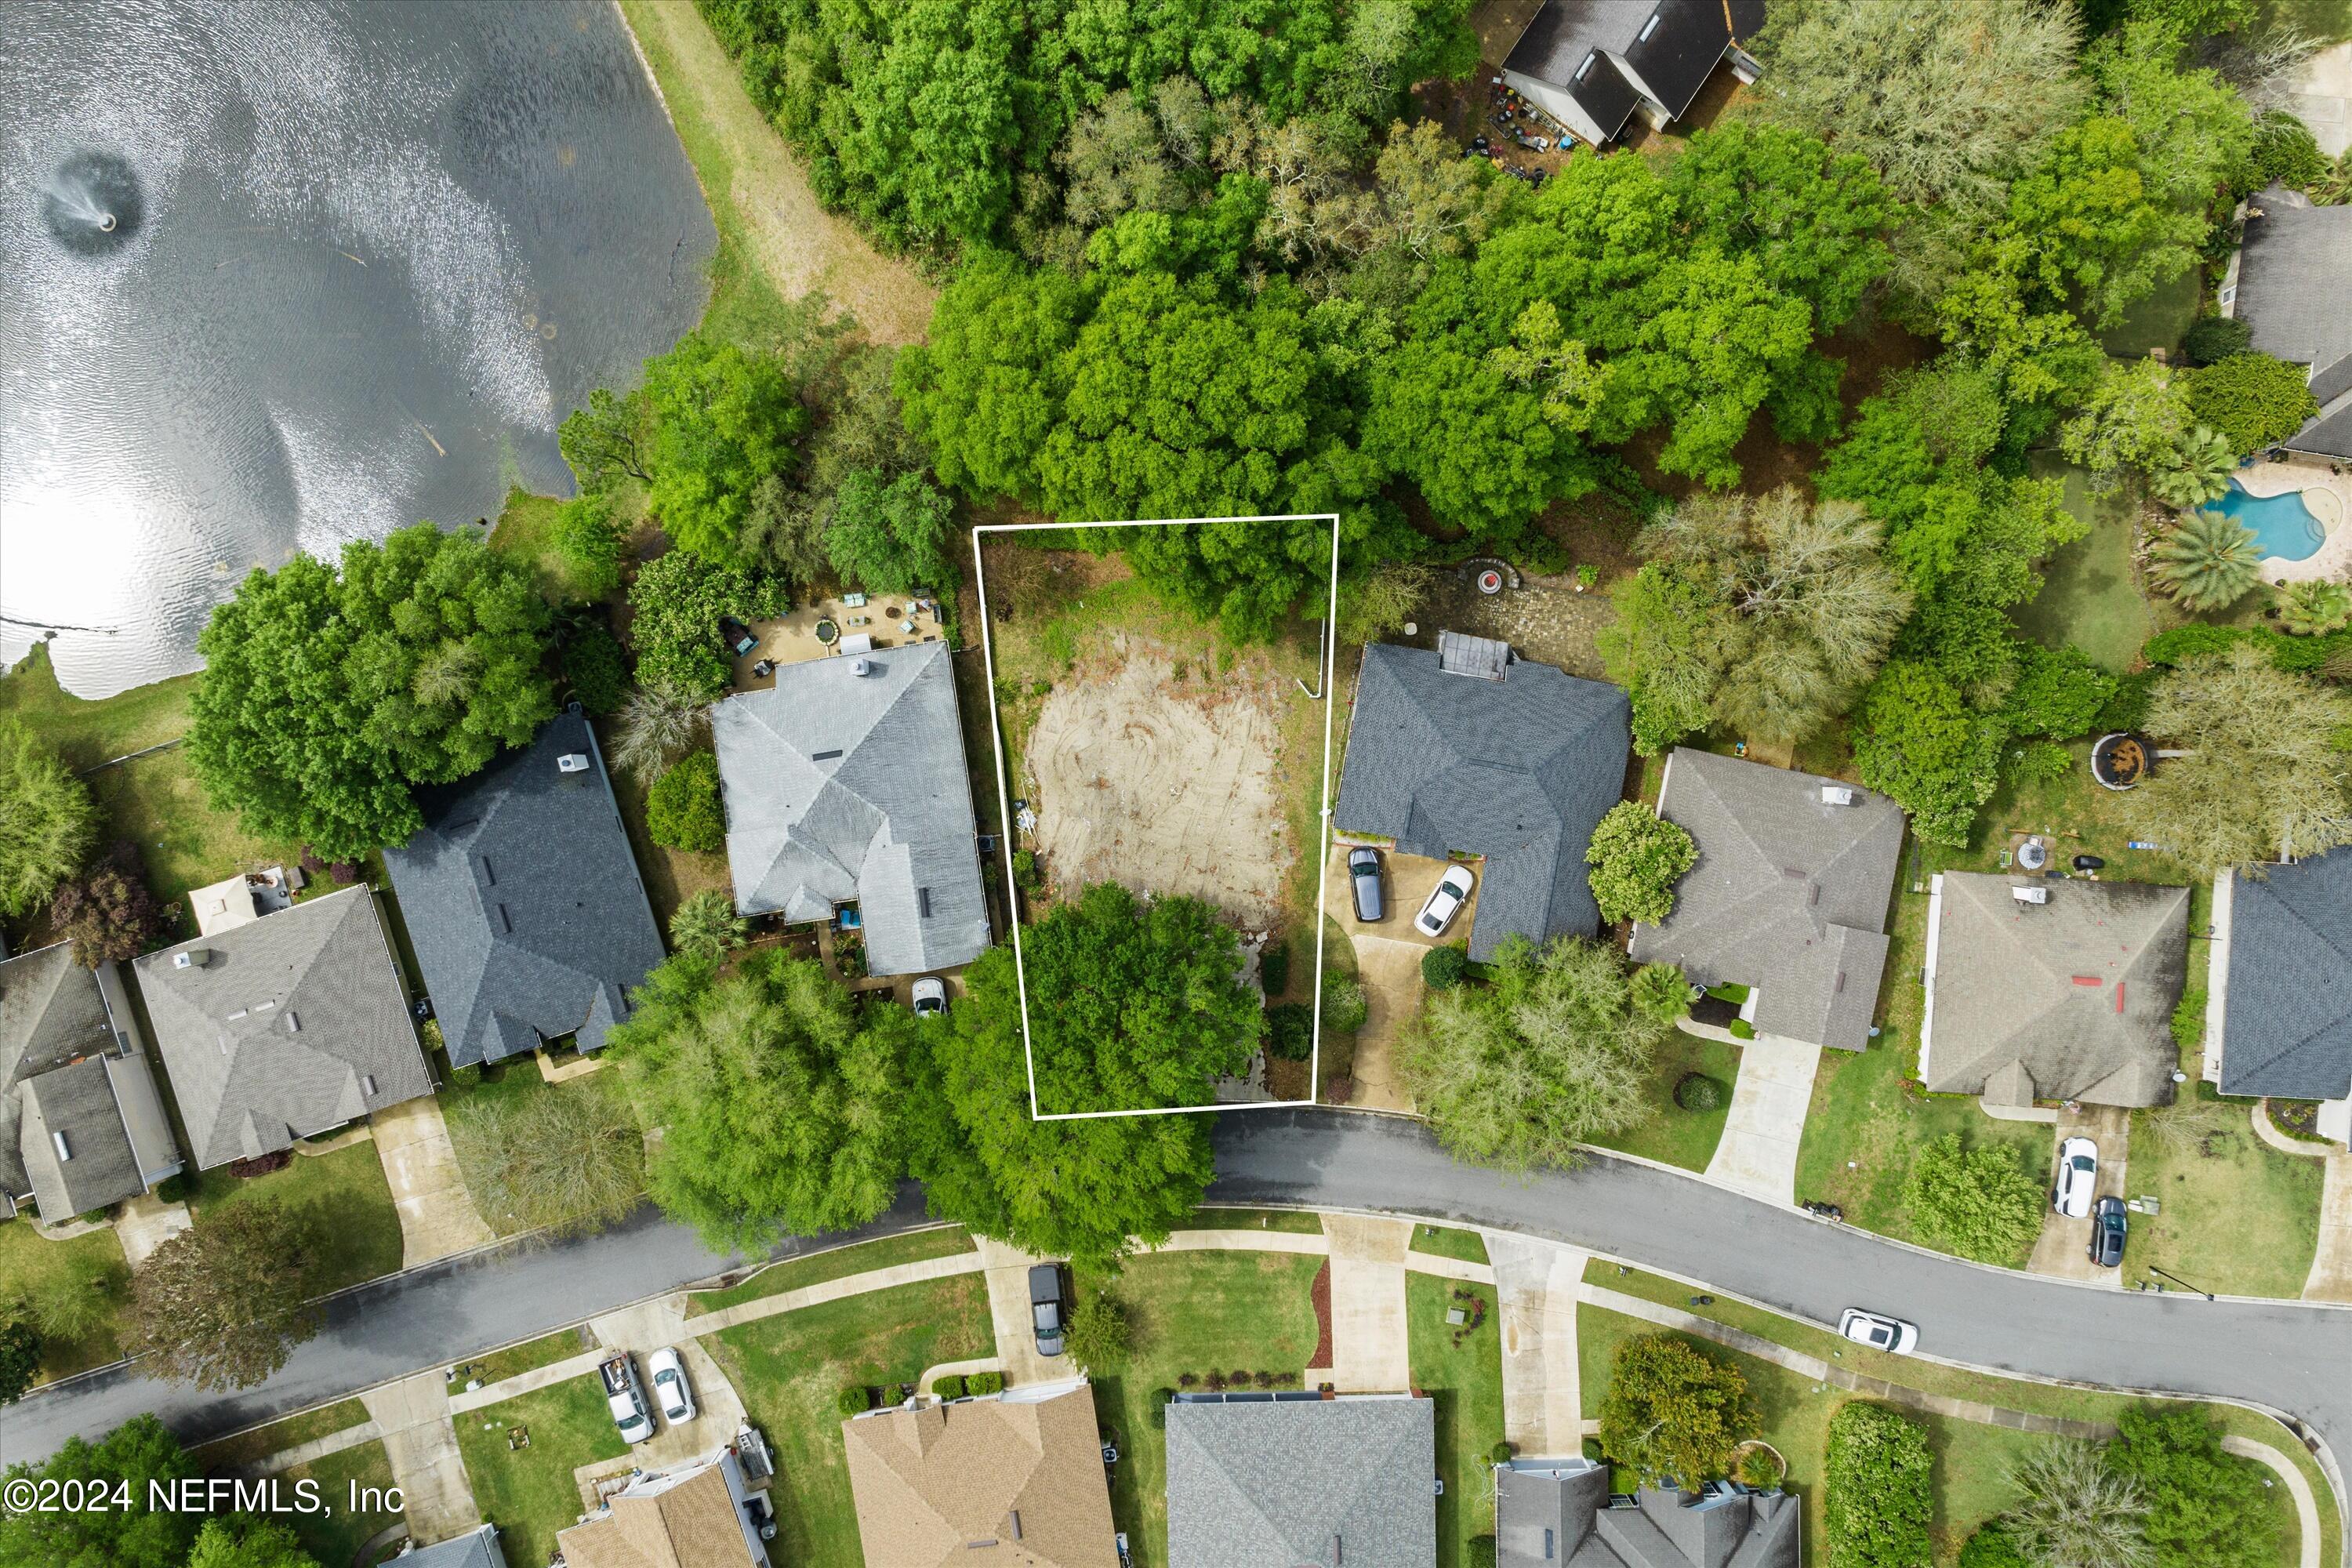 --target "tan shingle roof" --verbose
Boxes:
[844,1386,1120,1568]
[556,1461,757,1568]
